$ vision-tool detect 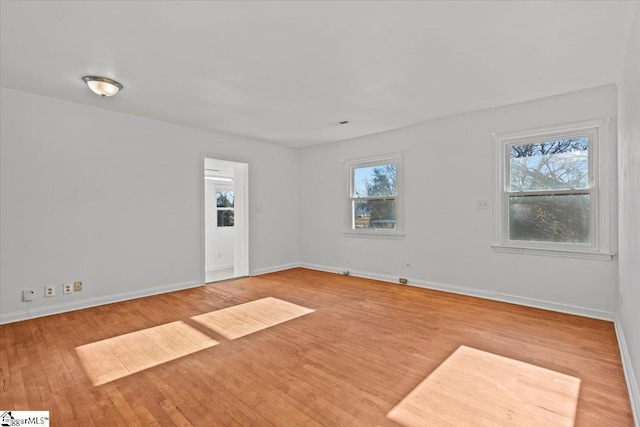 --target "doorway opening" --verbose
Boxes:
[202,157,249,284]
